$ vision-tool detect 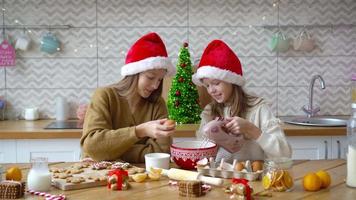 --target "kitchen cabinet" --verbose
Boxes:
[288,136,348,160]
[0,139,80,163]
[0,140,17,163]
[16,139,81,163]
[331,136,347,159]
[287,136,332,160]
